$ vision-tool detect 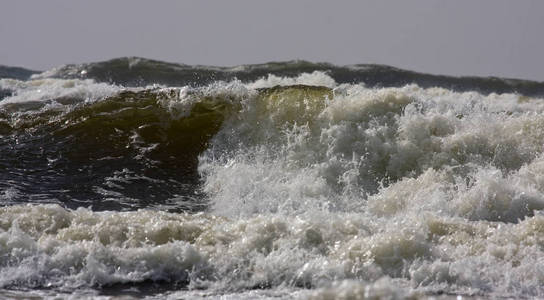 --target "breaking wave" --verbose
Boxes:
[2,61,544,298]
